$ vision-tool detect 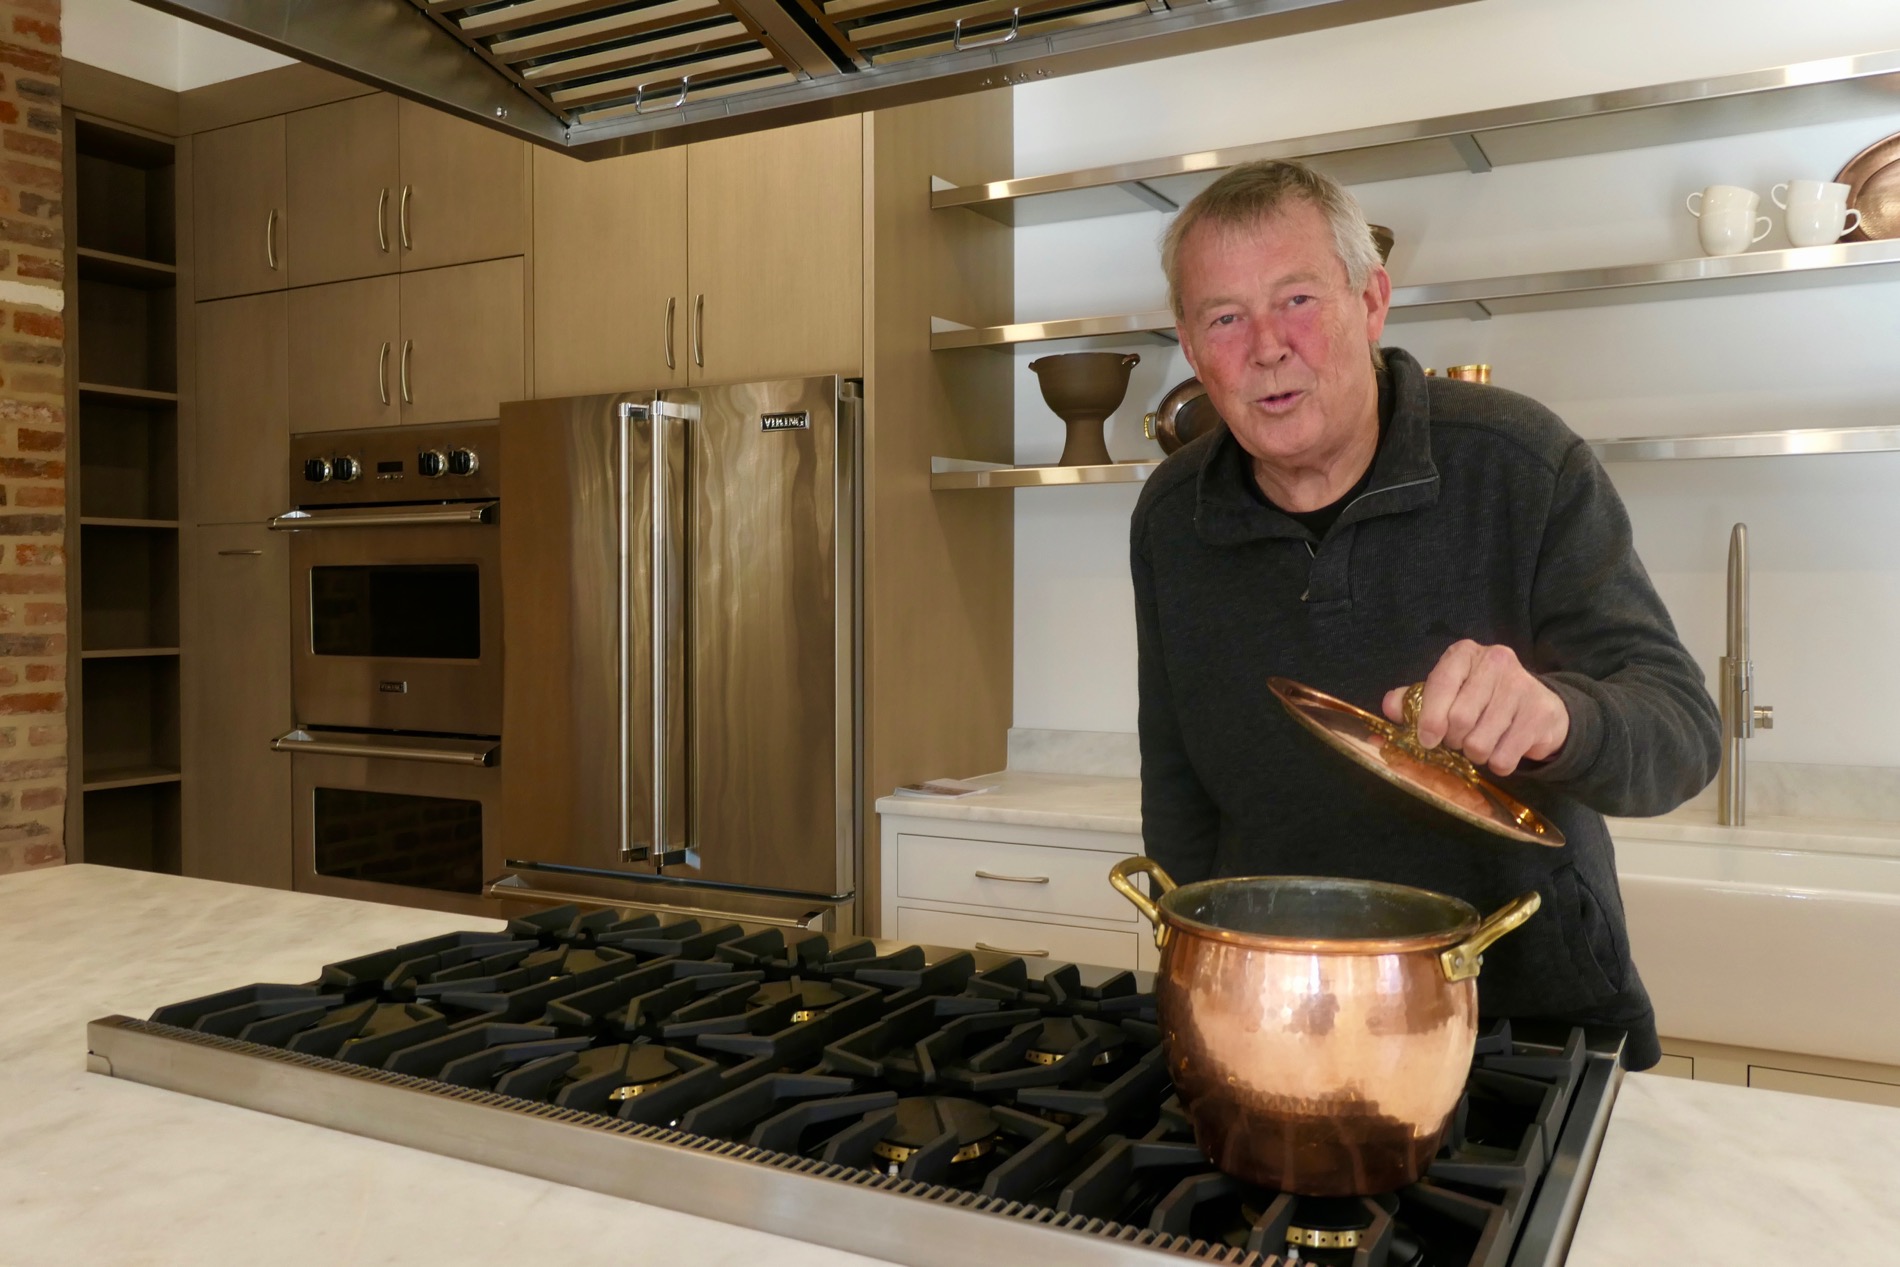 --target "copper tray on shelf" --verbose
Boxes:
[1268,676,1565,847]
[1836,129,1900,242]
